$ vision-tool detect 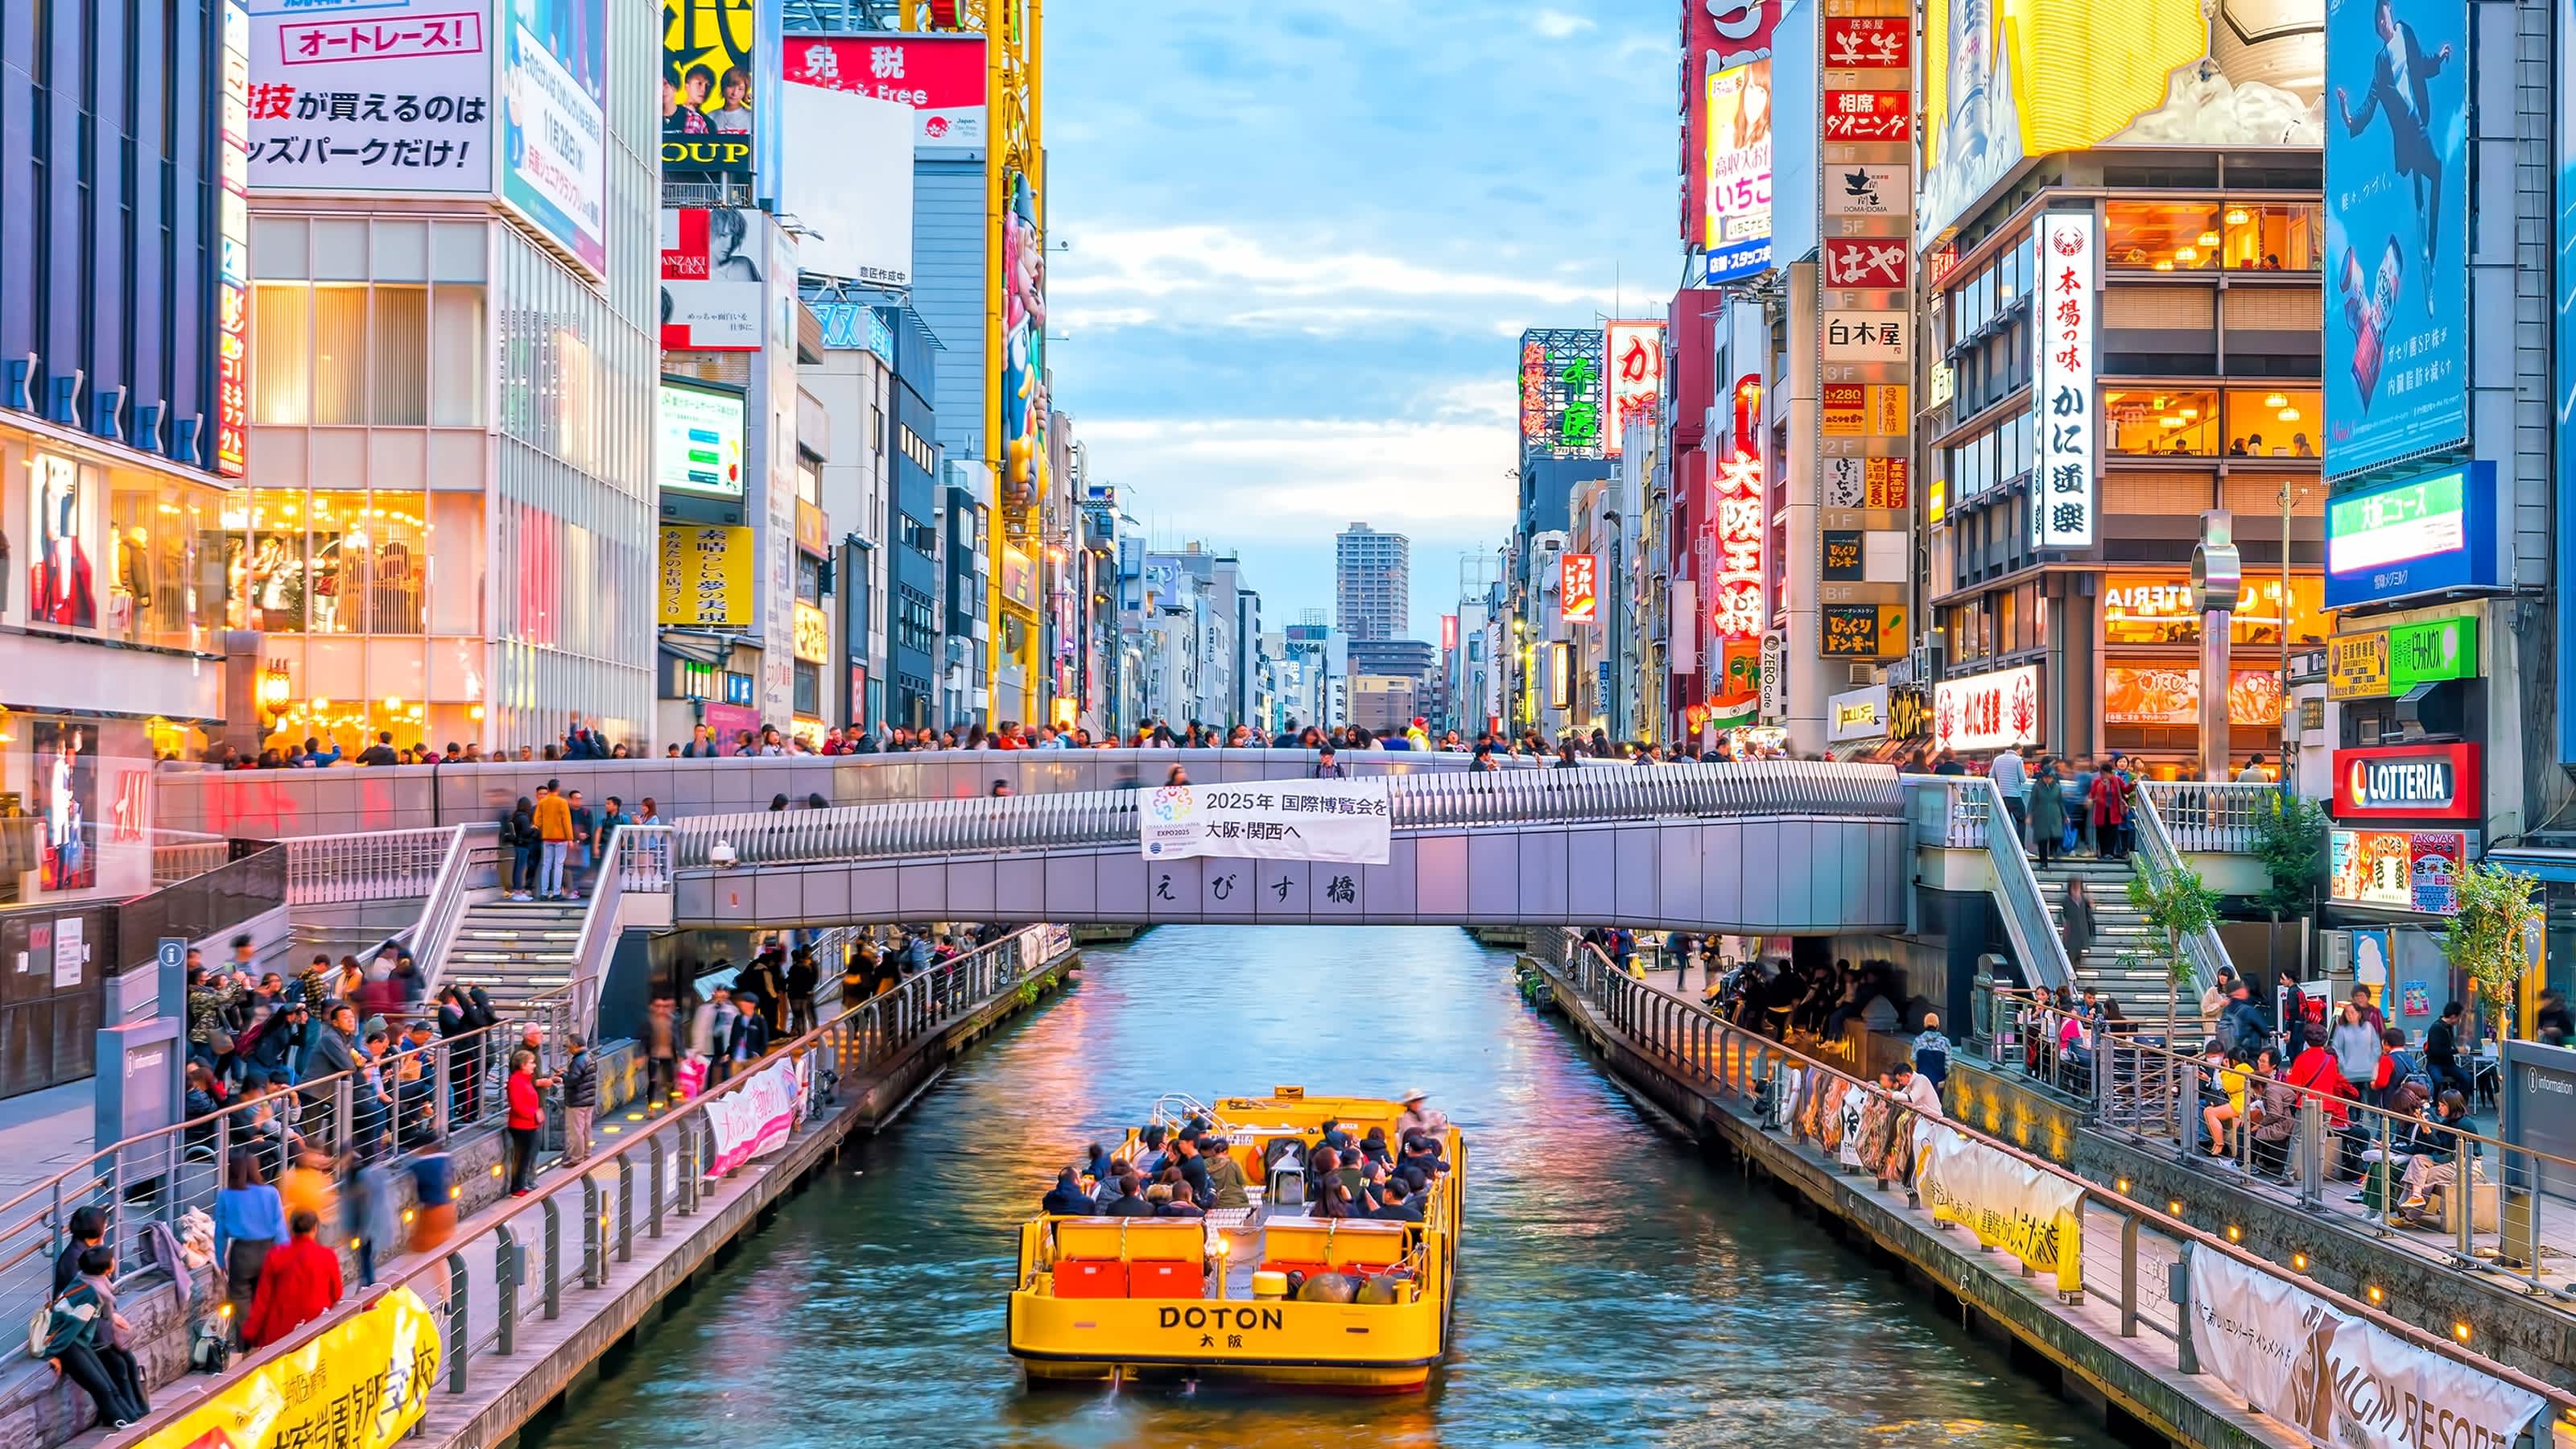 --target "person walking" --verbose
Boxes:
[785,947,820,1036]
[2087,761,2128,860]
[2028,759,2066,868]
[242,1209,342,1348]
[2060,877,2098,972]
[214,1149,287,1319]
[1988,743,2028,844]
[504,795,539,899]
[645,996,676,1106]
